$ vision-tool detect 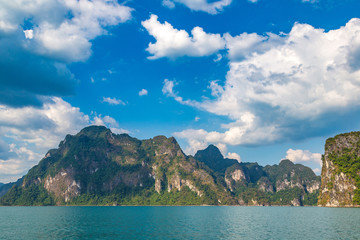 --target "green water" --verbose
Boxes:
[0,206,359,239]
